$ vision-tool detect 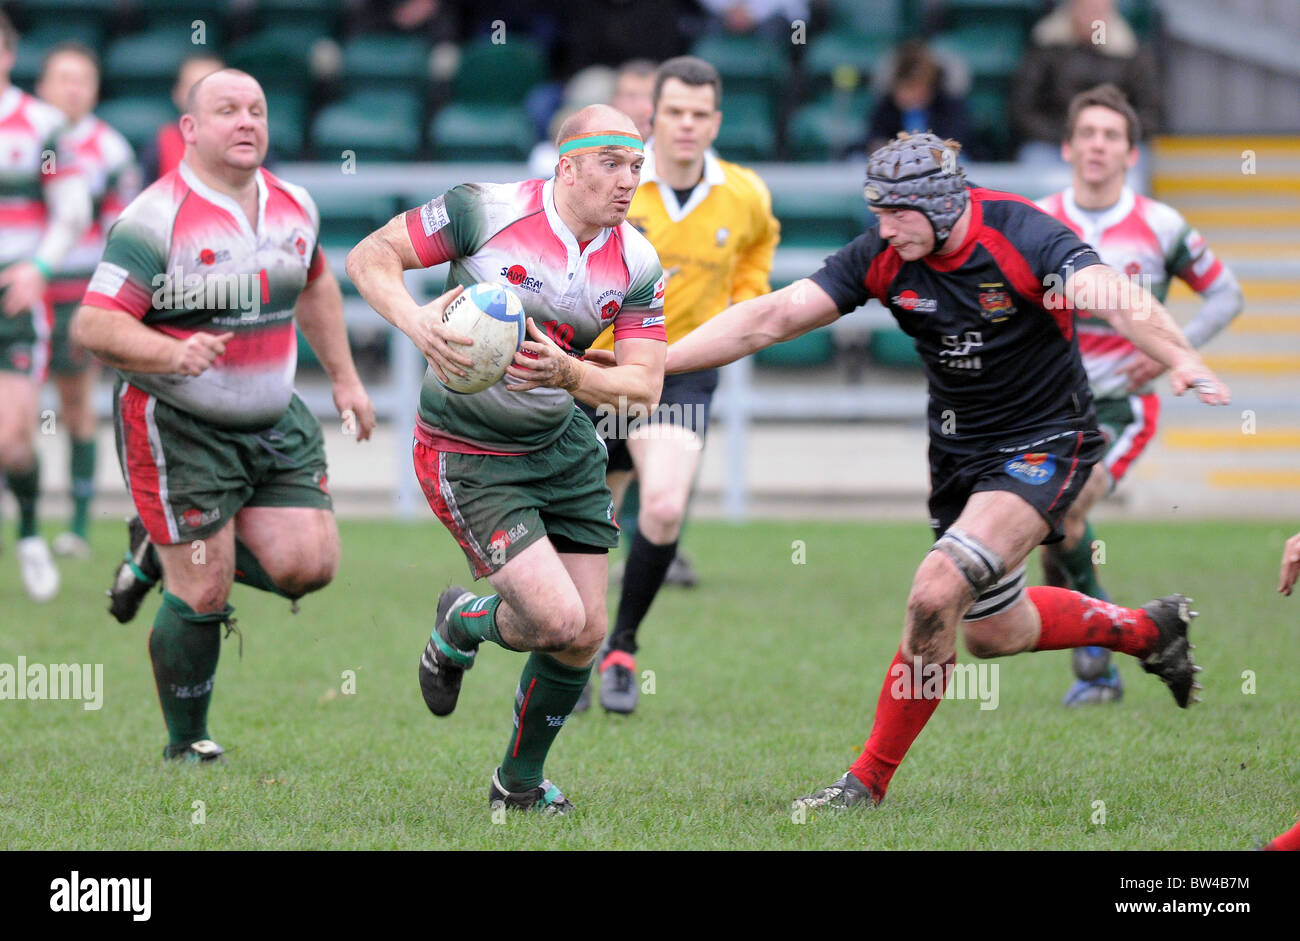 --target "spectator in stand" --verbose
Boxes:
[140,53,223,184]
[1010,0,1159,186]
[699,0,809,42]
[529,60,656,179]
[866,40,970,157]
[345,0,462,43]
